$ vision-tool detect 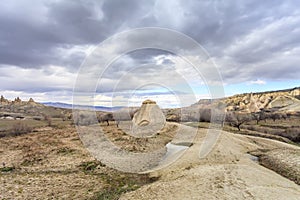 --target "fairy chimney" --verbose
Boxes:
[131,100,166,137]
